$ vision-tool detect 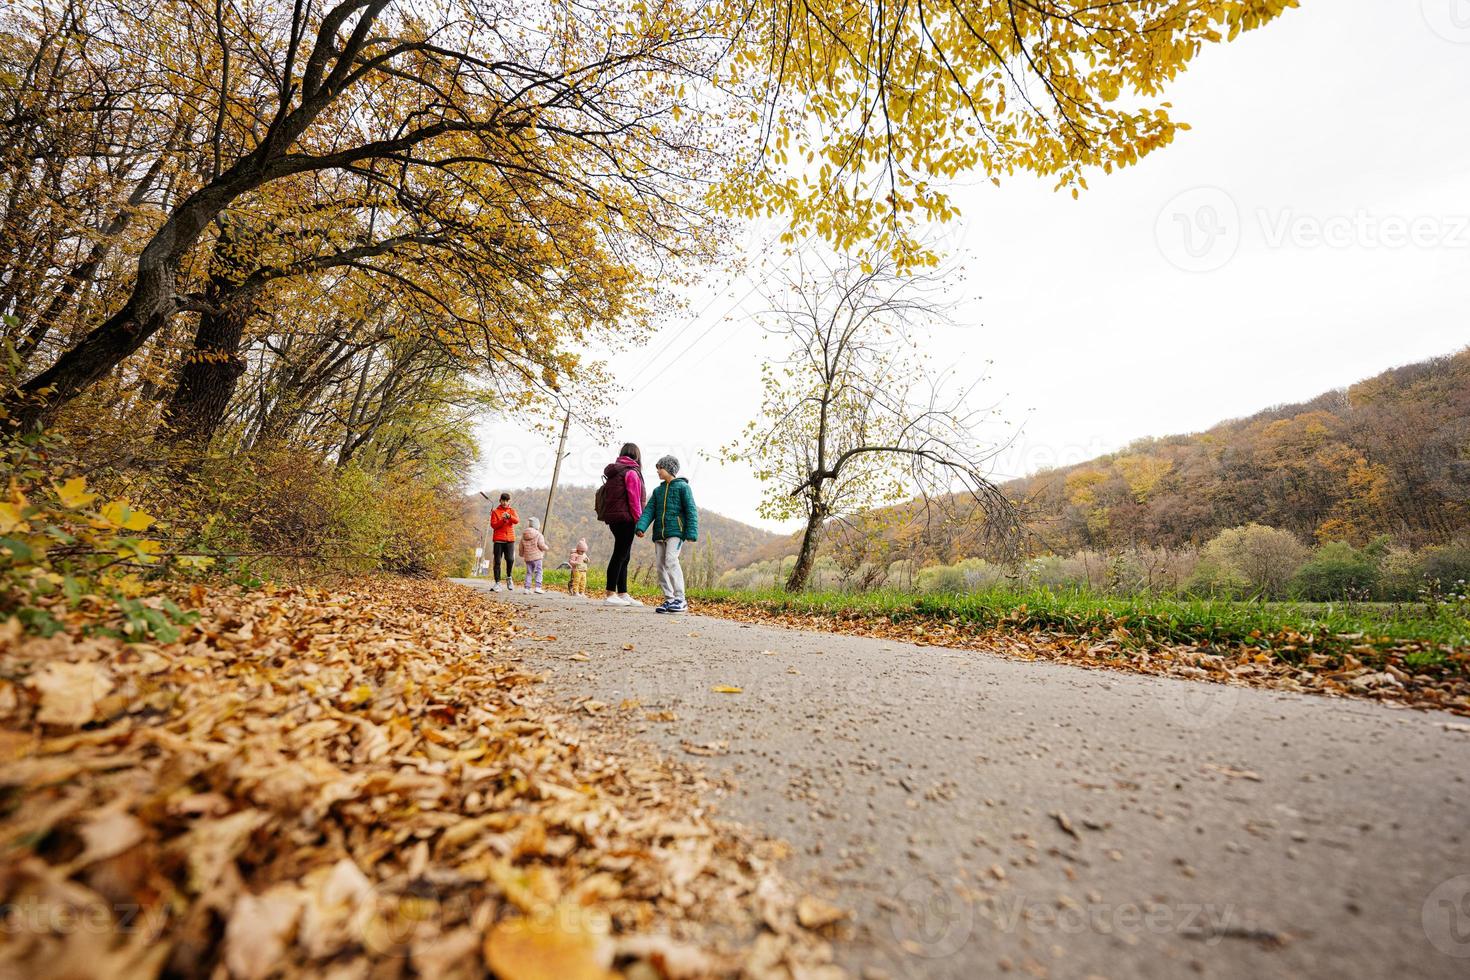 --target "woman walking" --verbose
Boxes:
[596,442,645,605]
